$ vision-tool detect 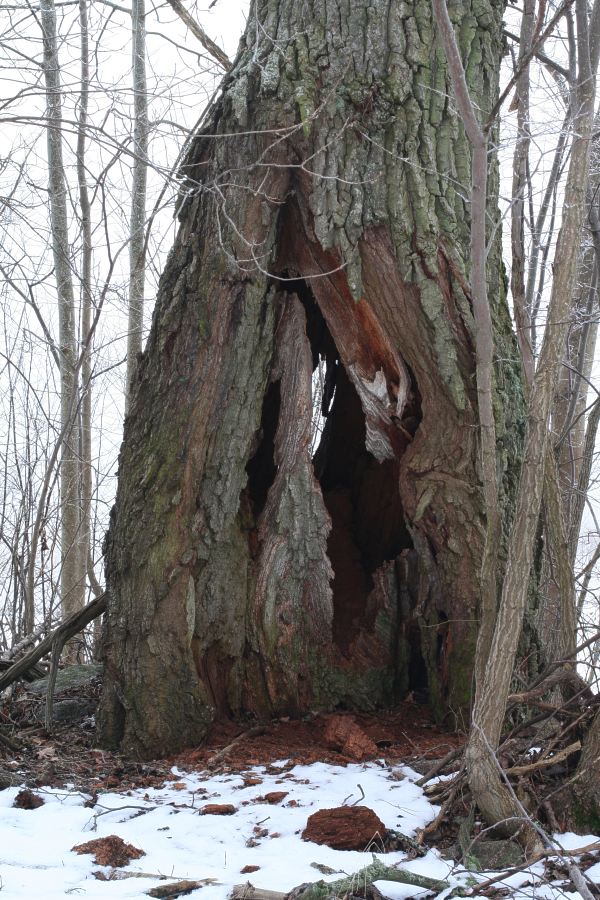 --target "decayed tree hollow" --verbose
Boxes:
[98,0,524,757]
